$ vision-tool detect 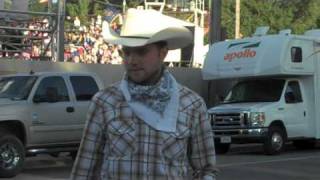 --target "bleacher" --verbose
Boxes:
[0,9,56,60]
